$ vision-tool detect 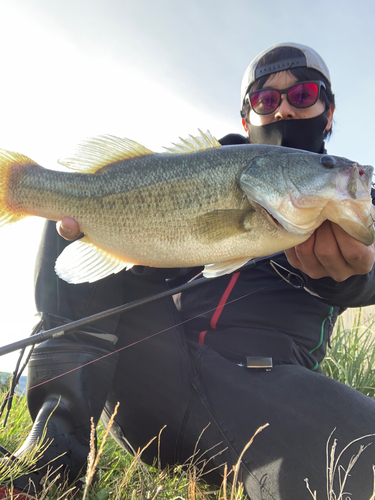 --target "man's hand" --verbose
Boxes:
[56,217,82,241]
[285,221,375,282]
